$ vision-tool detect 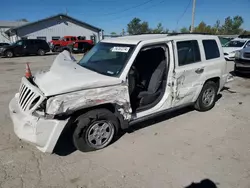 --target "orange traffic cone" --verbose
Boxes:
[25,63,32,79]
